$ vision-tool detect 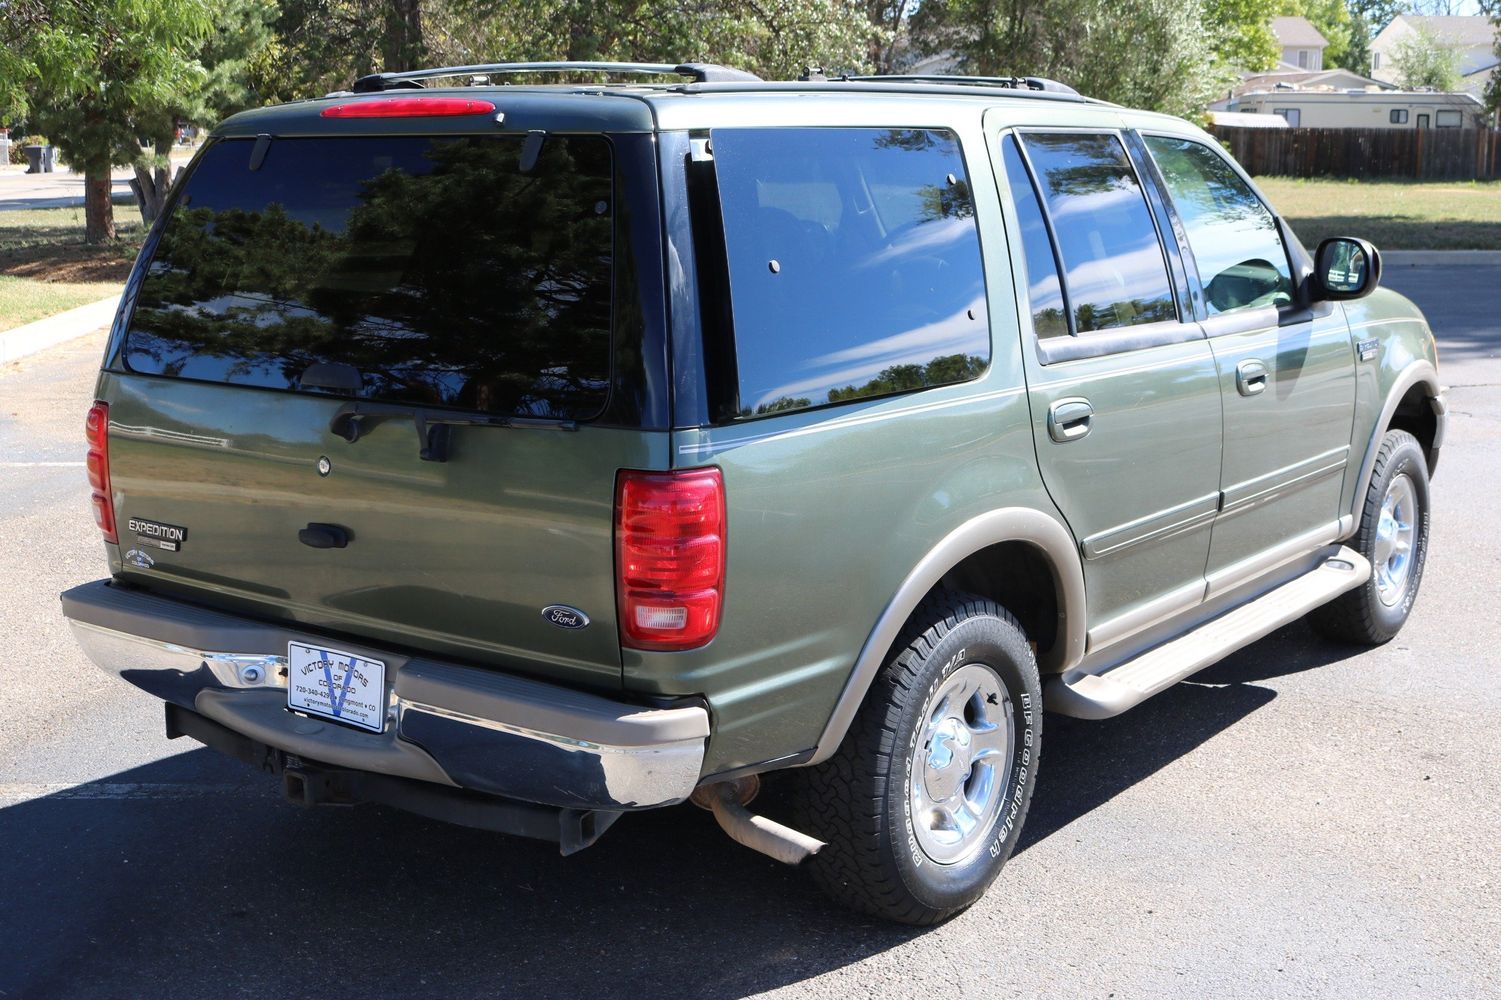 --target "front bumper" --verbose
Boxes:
[61,580,710,813]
